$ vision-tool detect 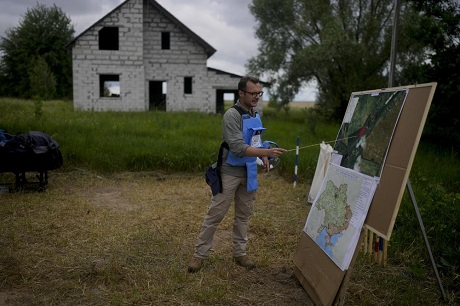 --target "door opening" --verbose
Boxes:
[149,81,167,111]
